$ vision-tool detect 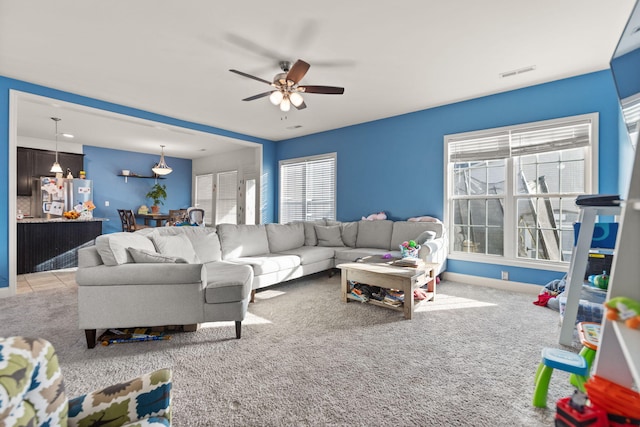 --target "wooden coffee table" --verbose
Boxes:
[337,261,436,319]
